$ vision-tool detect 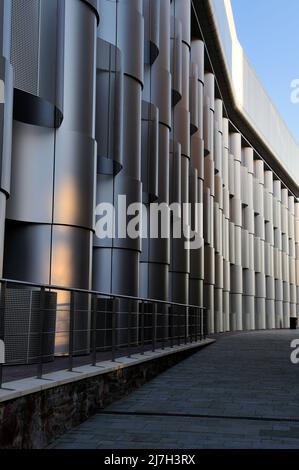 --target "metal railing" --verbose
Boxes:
[0,278,208,389]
